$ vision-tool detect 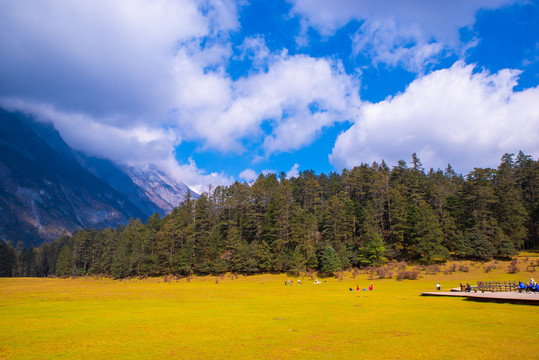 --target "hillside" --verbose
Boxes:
[0,109,196,247]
